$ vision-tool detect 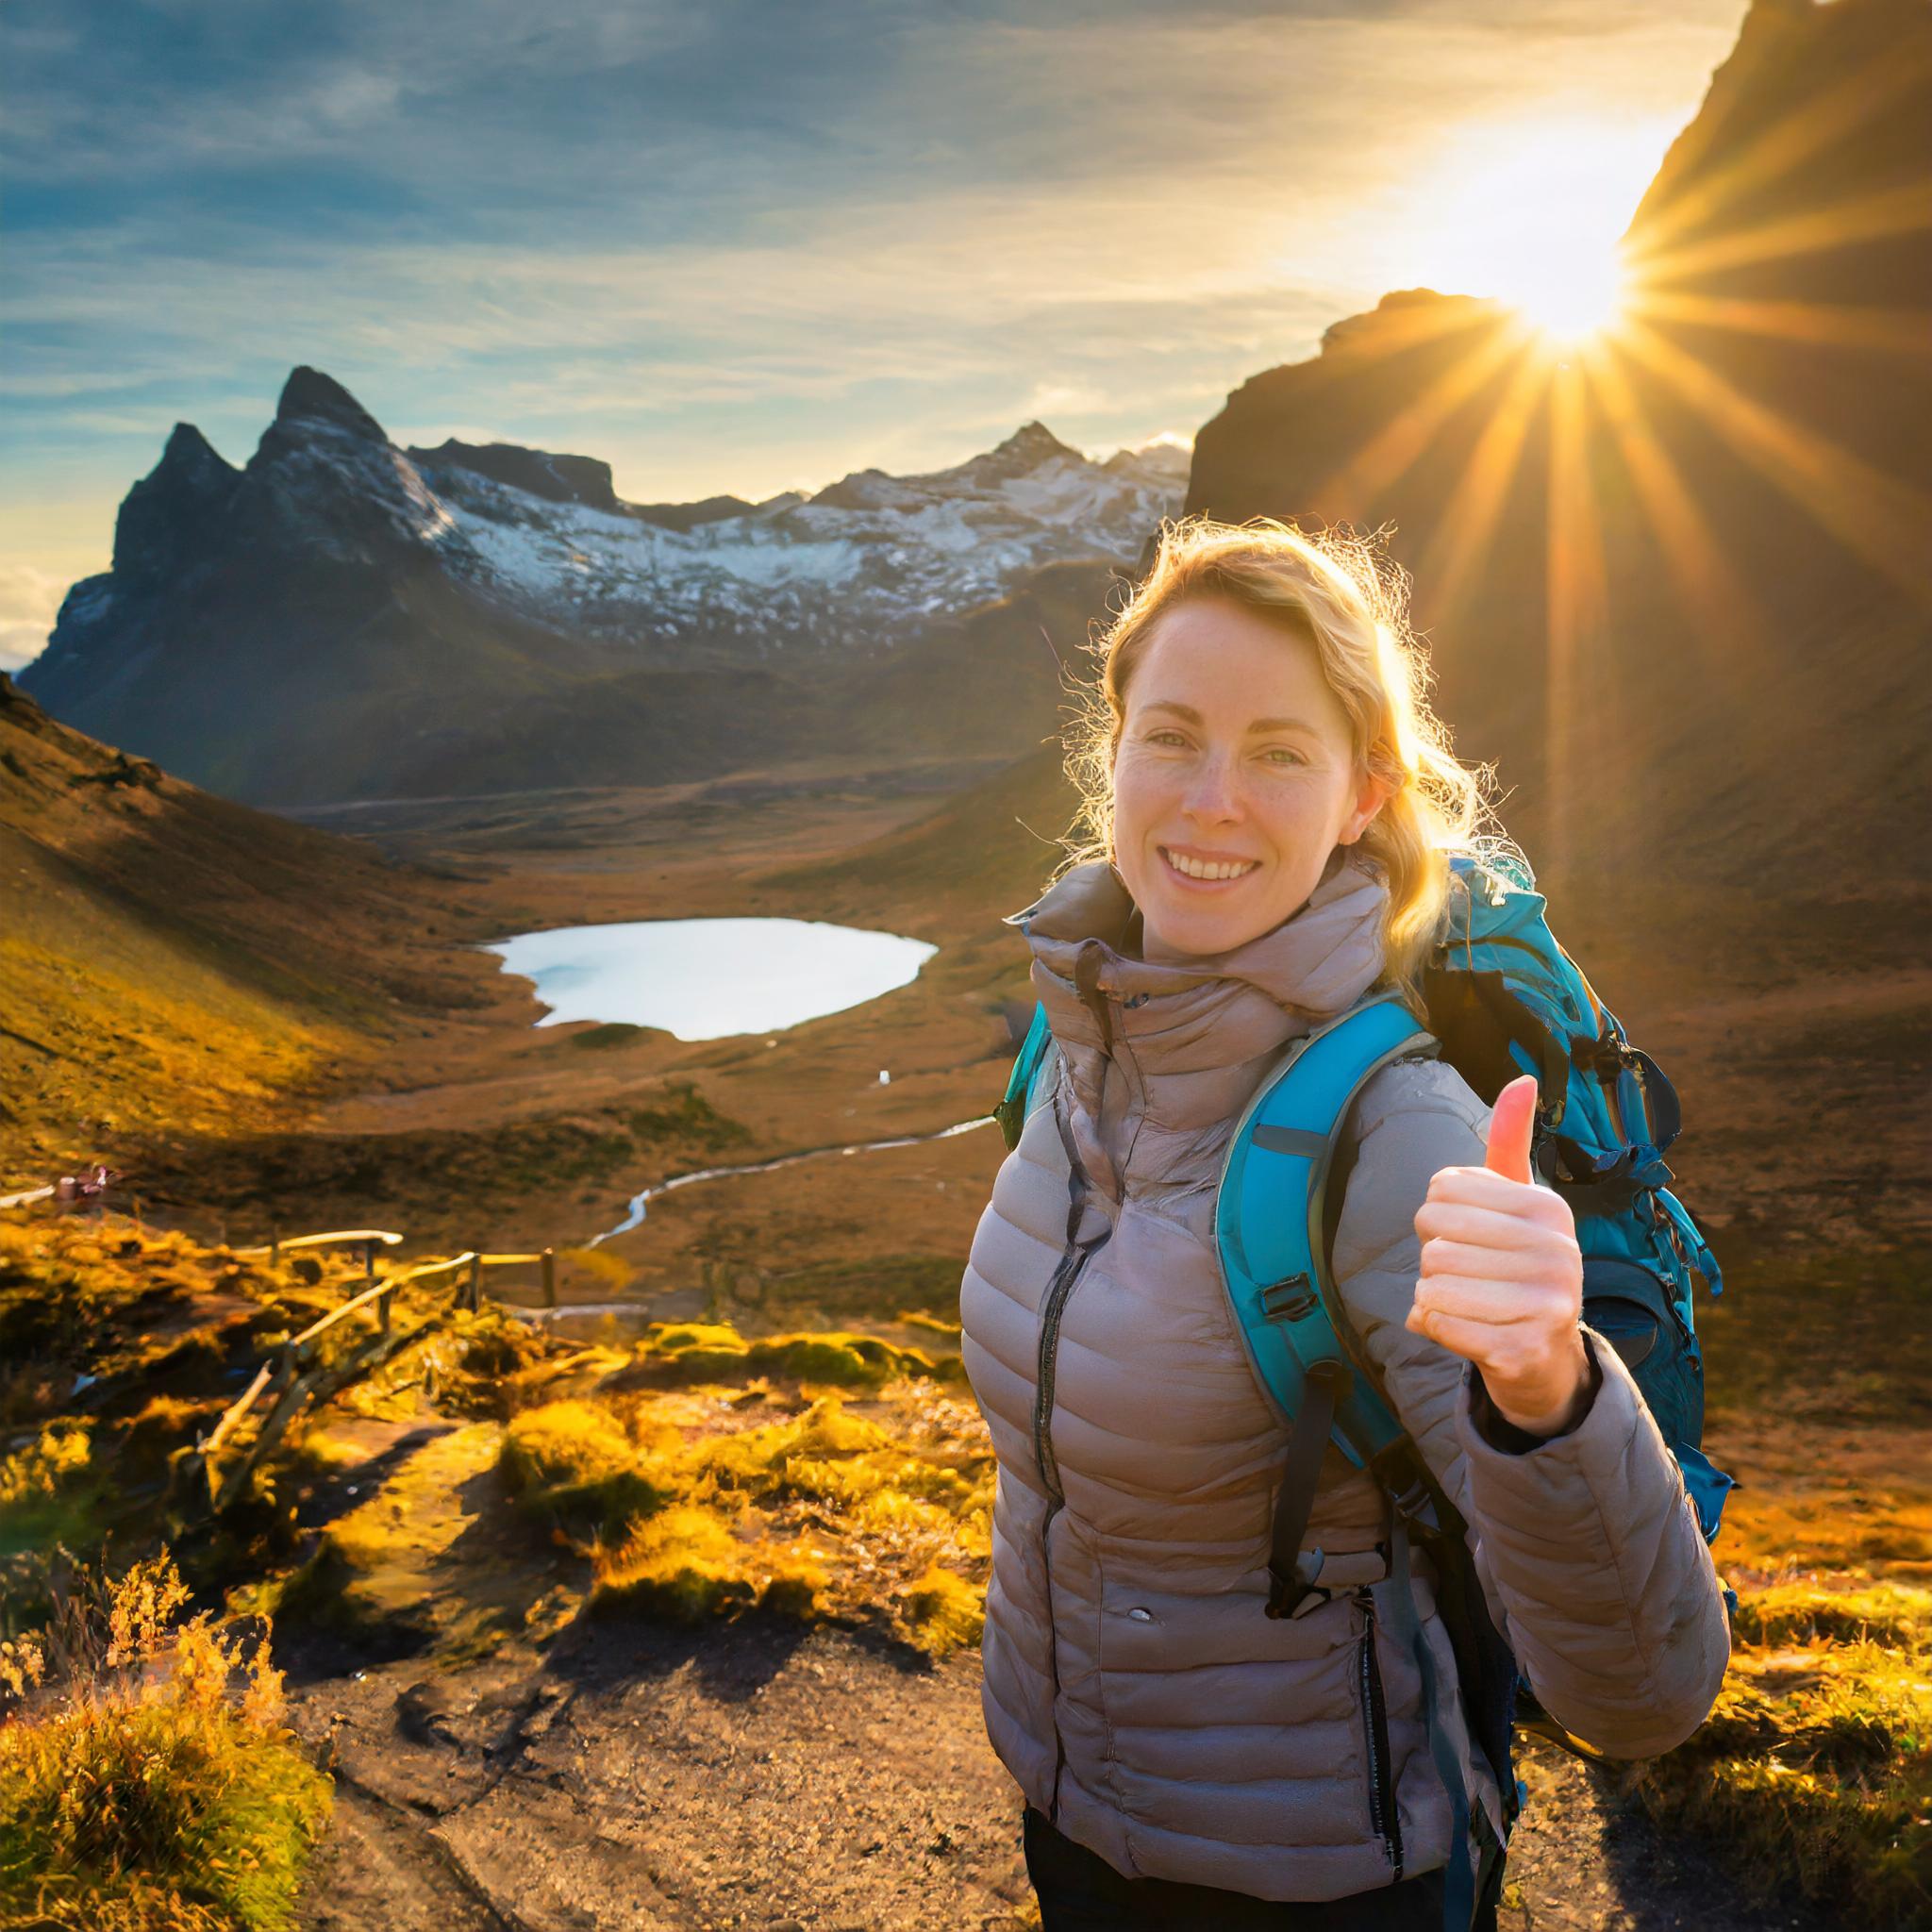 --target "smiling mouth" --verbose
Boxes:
[1159,845,1261,884]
